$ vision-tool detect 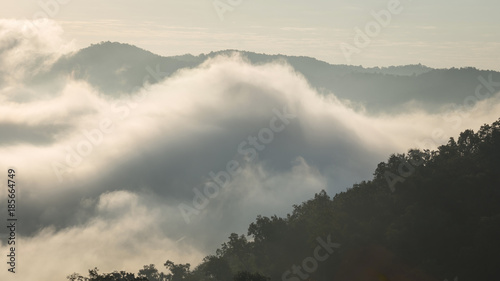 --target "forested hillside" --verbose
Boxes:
[68,118,500,281]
